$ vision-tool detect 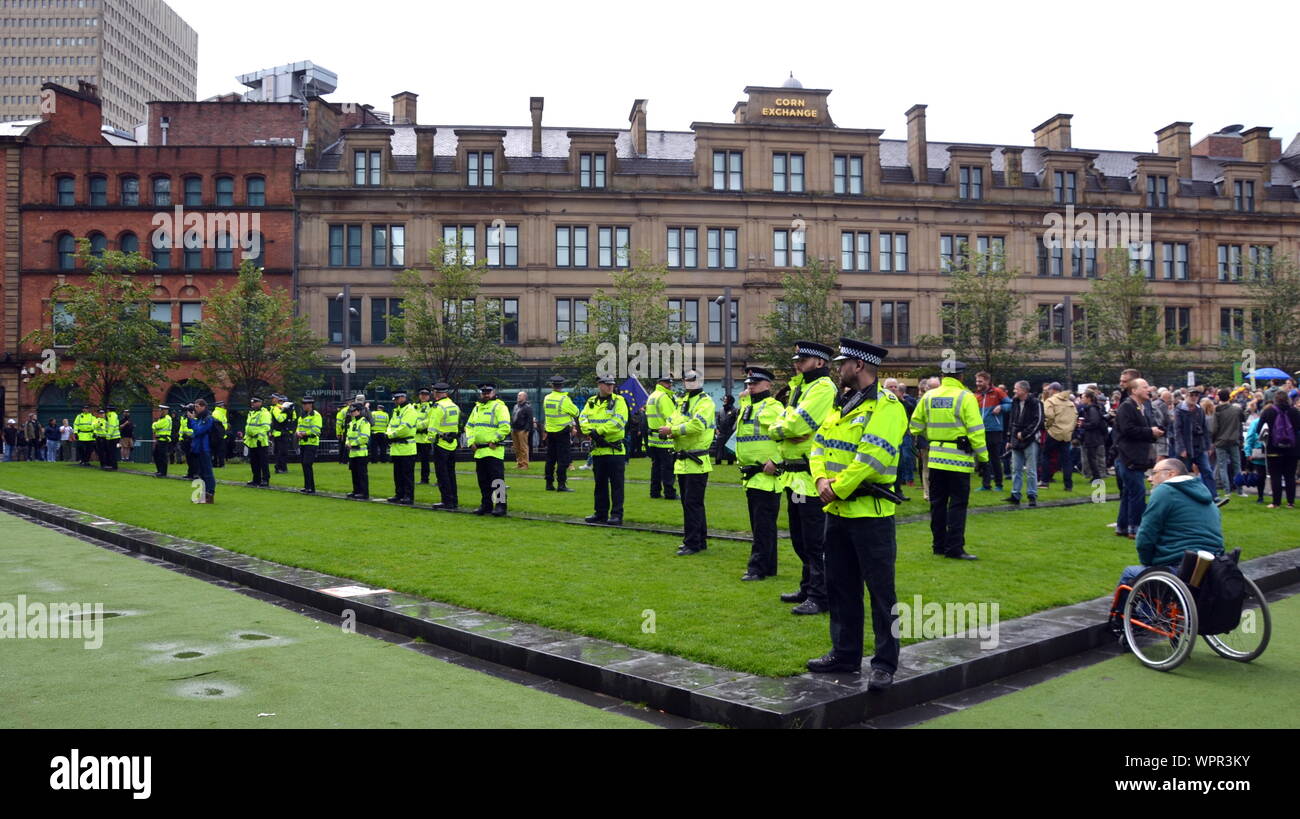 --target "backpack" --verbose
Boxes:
[1271,409,1296,449]
[1192,552,1247,636]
